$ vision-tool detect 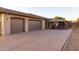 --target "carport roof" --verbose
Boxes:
[0,7,49,20]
